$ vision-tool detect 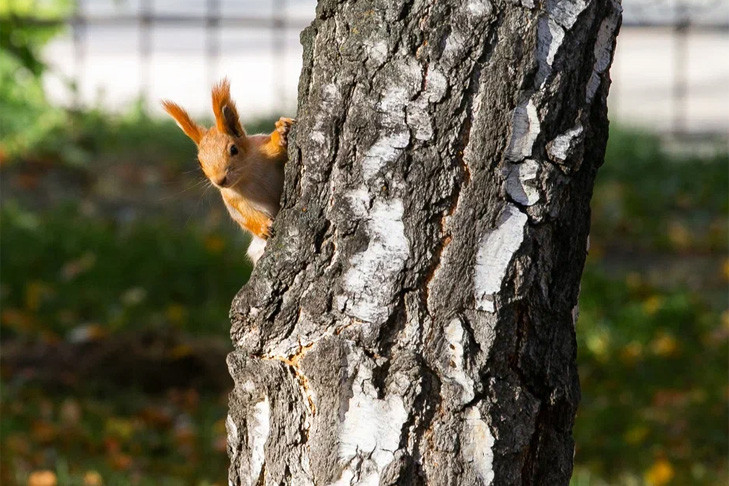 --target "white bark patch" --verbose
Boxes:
[345,187,373,218]
[548,0,587,30]
[586,3,621,103]
[462,406,496,485]
[505,159,541,206]
[474,204,528,312]
[536,0,589,86]
[407,98,433,141]
[444,318,475,404]
[536,16,565,86]
[425,68,448,103]
[467,0,493,17]
[365,39,389,66]
[341,199,410,324]
[247,396,270,486]
[308,82,342,150]
[572,303,580,328]
[441,29,468,68]
[310,131,326,144]
[323,82,340,100]
[360,87,412,179]
[226,414,239,460]
[378,86,410,115]
[362,132,410,179]
[548,123,583,163]
[332,359,408,486]
[505,99,540,162]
